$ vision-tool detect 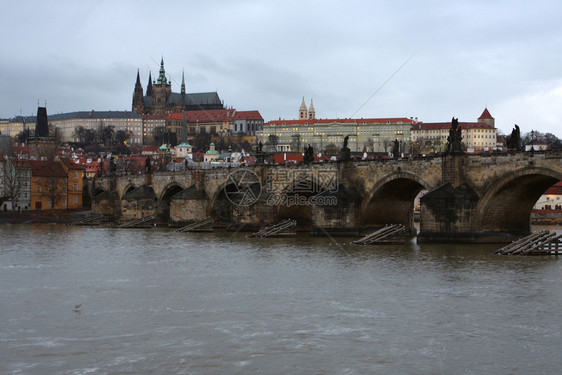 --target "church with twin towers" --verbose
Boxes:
[299,97,316,120]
